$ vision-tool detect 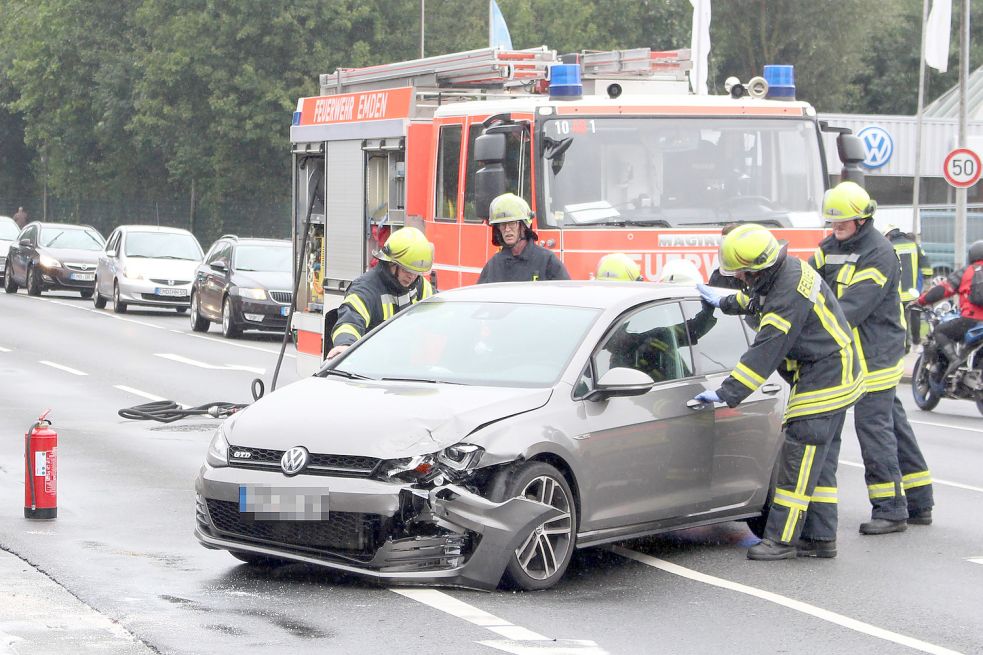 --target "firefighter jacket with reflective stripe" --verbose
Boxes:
[886,230,932,302]
[477,241,570,284]
[717,254,865,422]
[331,265,433,347]
[919,260,983,320]
[810,221,906,392]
